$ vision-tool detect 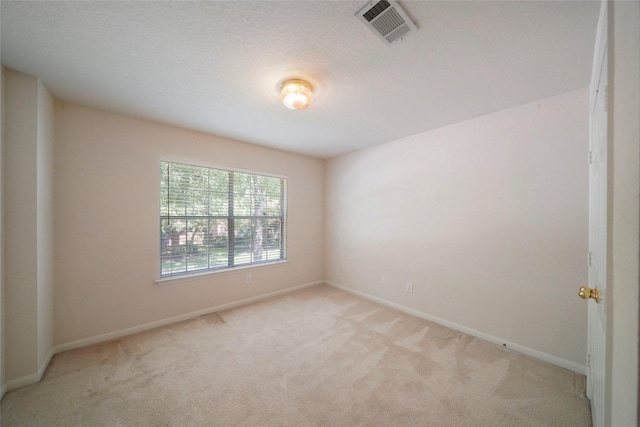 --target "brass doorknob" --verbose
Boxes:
[579,286,600,303]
